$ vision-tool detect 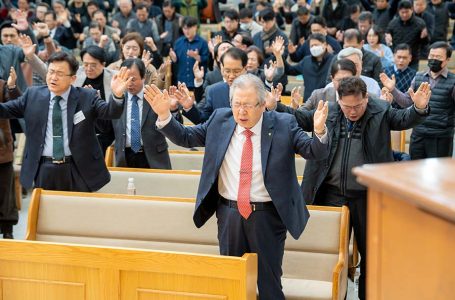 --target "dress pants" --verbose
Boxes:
[34,159,90,192]
[410,134,454,160]
[315,186,367,300]
[216,199,287,300]
[125,147,150,168]
[0,162,18,233]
